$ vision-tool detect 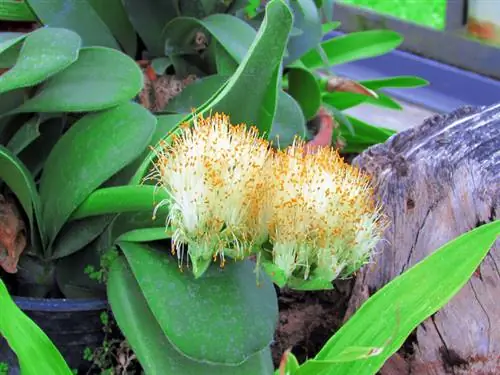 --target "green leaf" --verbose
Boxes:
[287,67,321,119]
[151,57,172,75]
[215,41,238,75]
[70,185,169,221]
[6,115,41,155]
[301,30,403,70]
[322,21,341,34]
[87,0,137,57]
[209,0,293,135]
[0,32,26,55]
[163,14,256,64]
[116,227,173,243]
[26,0,120,49]
[269,91,307,148]
[297,221,500,375]
[119,241,279,365]
[108,255,275,375]
[38,102,156,244]
[0,0,36,21]
[0,279,73,375]
[360,76,429,90]
[0,145,43,246]
[120,113,185,186]
[285,0,322,65]
[121,0,178,57]
[50,215,115,259]
[323,92,402,111]
[0,28,81,95]
[366,92,402,110]
[14,47,143,113]
[166,75,229,113]
[339,115,394,153]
